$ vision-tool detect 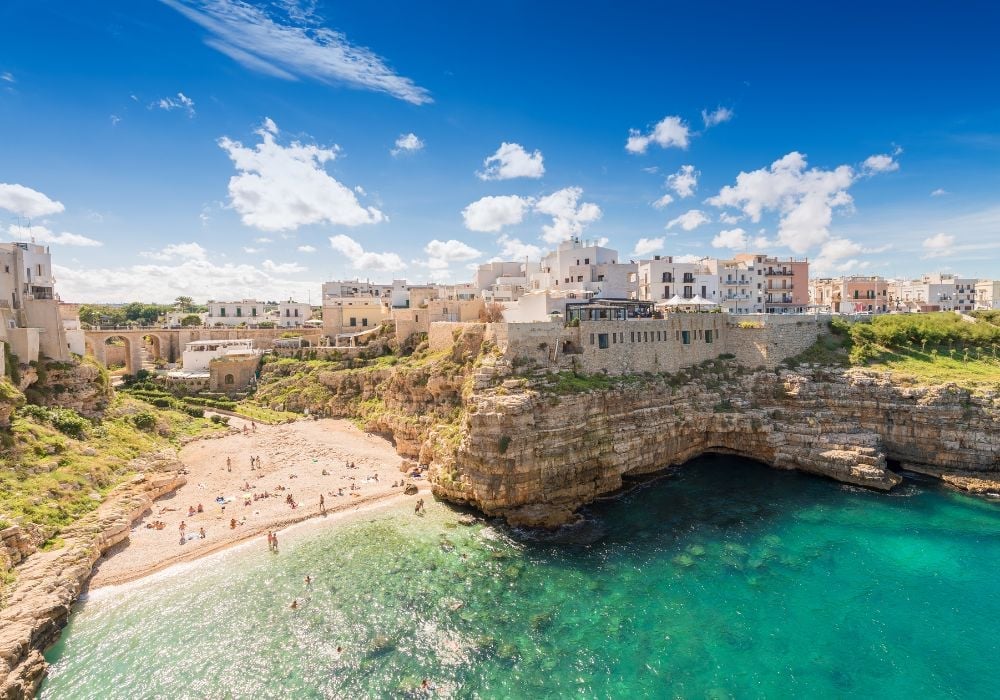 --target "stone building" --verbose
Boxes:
[0,240,69,363]
[205,300,266,326]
